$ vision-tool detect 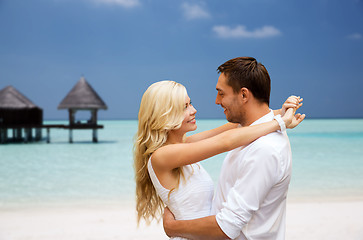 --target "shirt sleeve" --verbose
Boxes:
[215,142,281,239]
